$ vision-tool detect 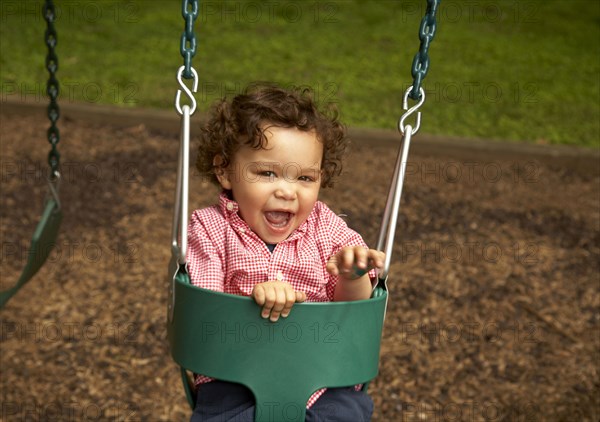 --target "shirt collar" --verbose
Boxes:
[218,191,239,216]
